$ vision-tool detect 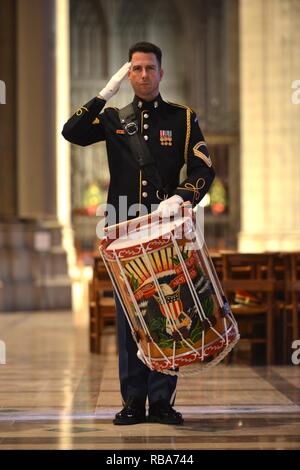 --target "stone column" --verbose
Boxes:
[0,0,18,218]
[239,0,300,252]
[0,0,73,311]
